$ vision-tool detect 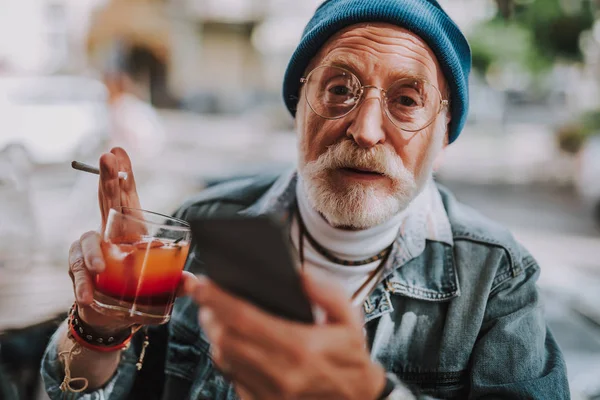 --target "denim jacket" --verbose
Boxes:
[41,171,570,400]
